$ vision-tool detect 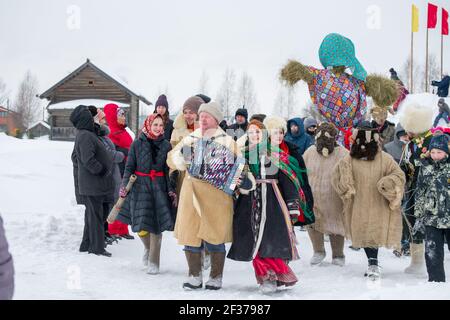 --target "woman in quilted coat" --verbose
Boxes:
[117,114,176,275]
